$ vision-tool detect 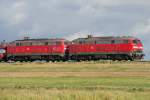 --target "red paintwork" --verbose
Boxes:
[0,37,144,60]
[0,45,6,60]
[7,45,65,56]
[0,54,5,59]
[68,38,144,55]
[69,44,132,54]
[132,42,144,52]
